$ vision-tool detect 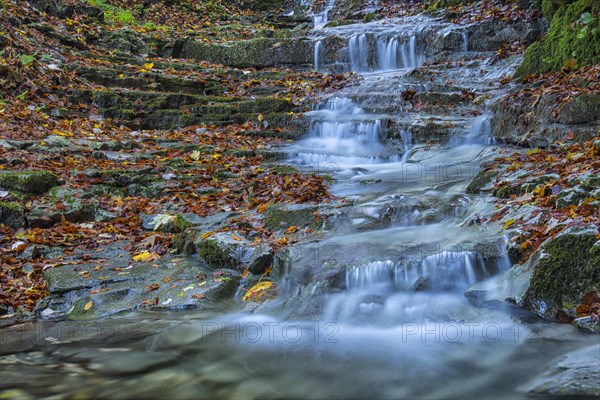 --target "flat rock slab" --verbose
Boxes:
[520,344,600,398]
[41,256,240,320]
